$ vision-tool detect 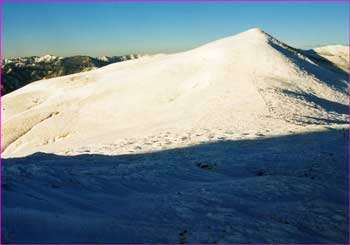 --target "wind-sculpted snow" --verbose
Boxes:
[1,28,349,243]
[2,129,349,243]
